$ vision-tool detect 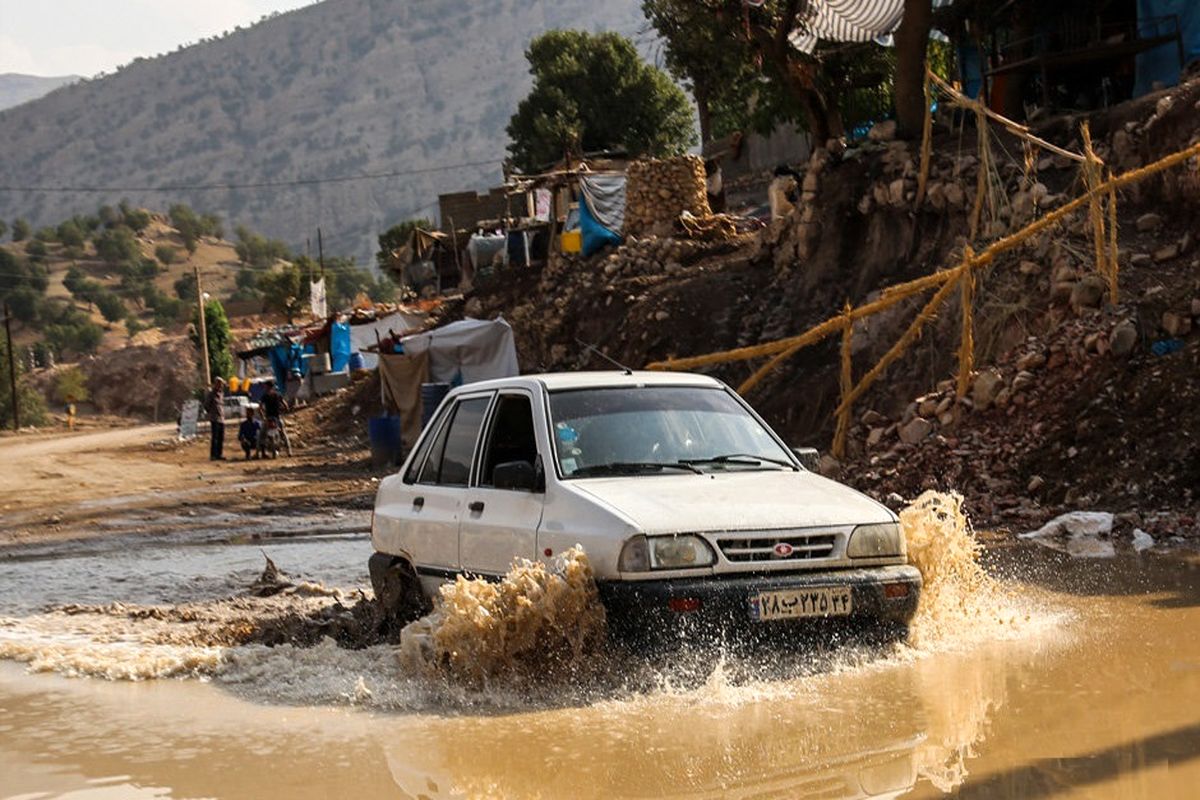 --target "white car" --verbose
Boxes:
[369,371,920,642]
